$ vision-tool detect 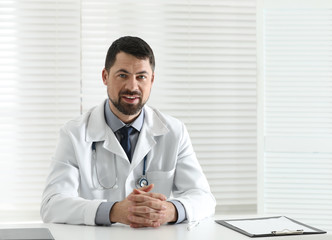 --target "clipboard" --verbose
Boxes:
[0,228,54,240]
[215,216,327,238]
